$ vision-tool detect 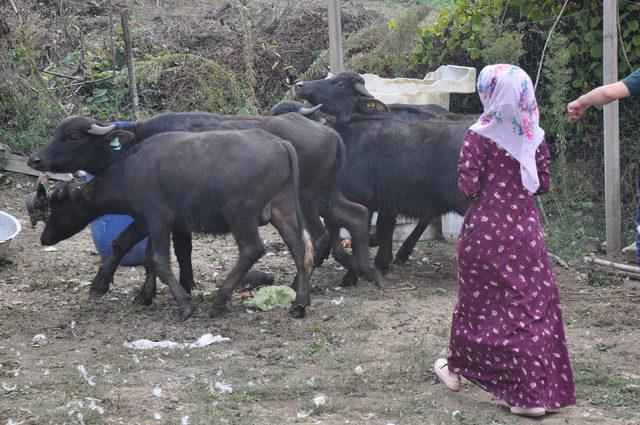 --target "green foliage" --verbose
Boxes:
[0,76,63,156]
[345,6,430,77]
[411,0,524,70]
[115,53,246,118]
[412,0,640,254]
